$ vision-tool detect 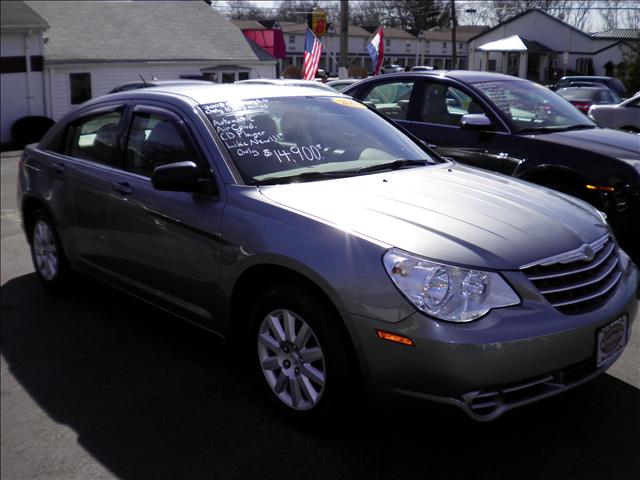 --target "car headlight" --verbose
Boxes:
[383,249,520,322]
